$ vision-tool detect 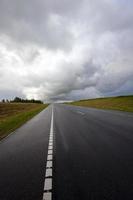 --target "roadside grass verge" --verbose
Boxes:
[0,103,48,140]
[68,95,133,112]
